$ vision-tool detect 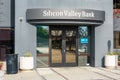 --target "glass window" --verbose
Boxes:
[114,31,120,48]
[36,25,49,68]
[78,26,89,53]
[114,0,120,9]
[78,26,90,66]
[0,28,14,61]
